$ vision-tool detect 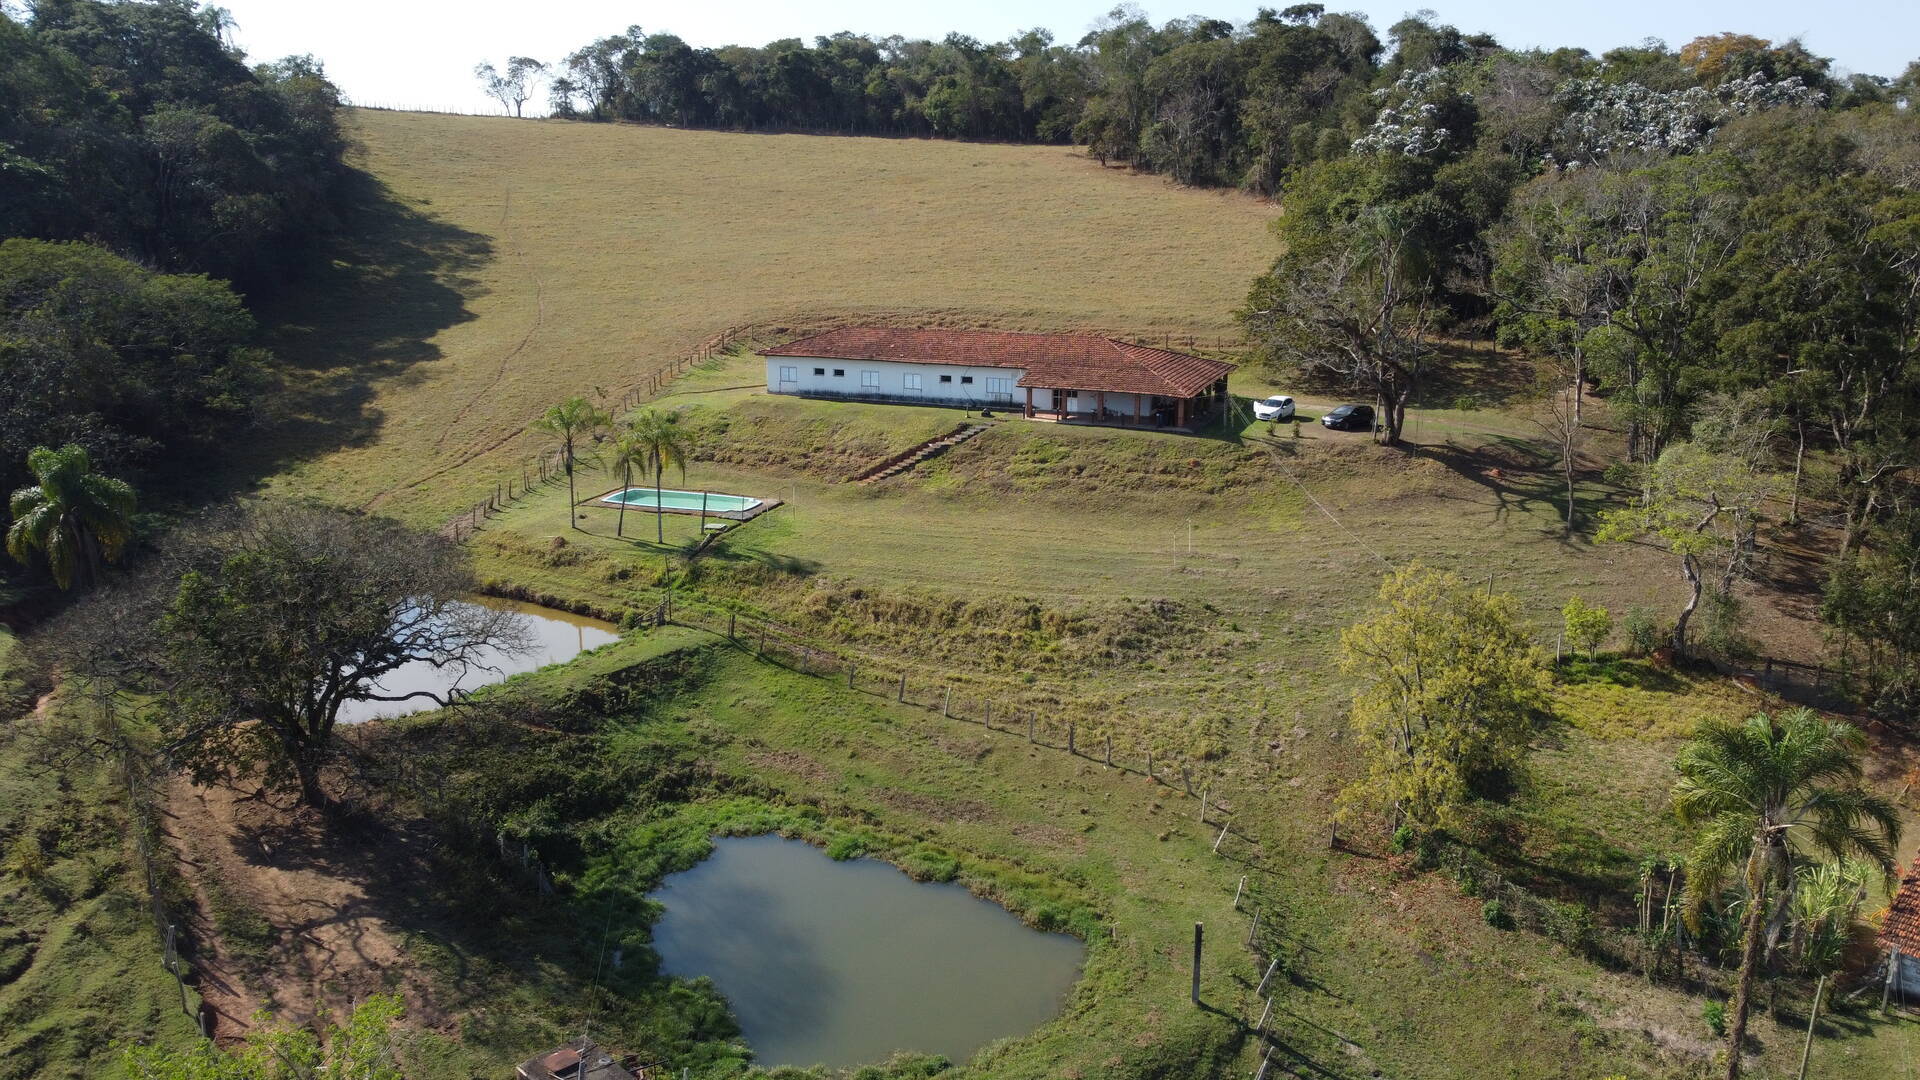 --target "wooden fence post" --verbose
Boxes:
[942,686,951,717]
[1027,711,1035,742]
[984,701,992,729]
[1246,911,1260,945]
[1146,750,1154,780]
[1067,722,1075,755]
[1104,733,1112,767]
[728,612,736,638]
[1199,785,1209,823]
[847,664,856,689]
[1232,876,1244,911]
[1257,955,1279,996]
[898,673,908,701]
[1191,923,1203,1006]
